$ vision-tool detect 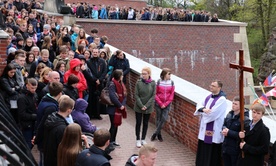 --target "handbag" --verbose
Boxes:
[99,87,114,105]
[114,111,122,127]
